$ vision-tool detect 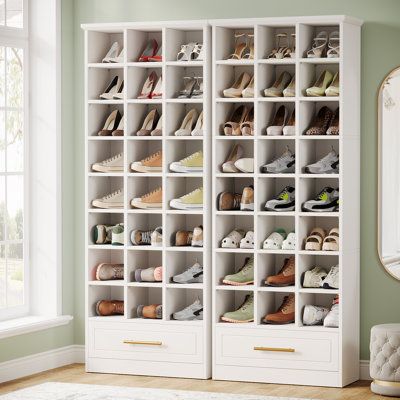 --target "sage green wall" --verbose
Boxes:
[71,0,400,361]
